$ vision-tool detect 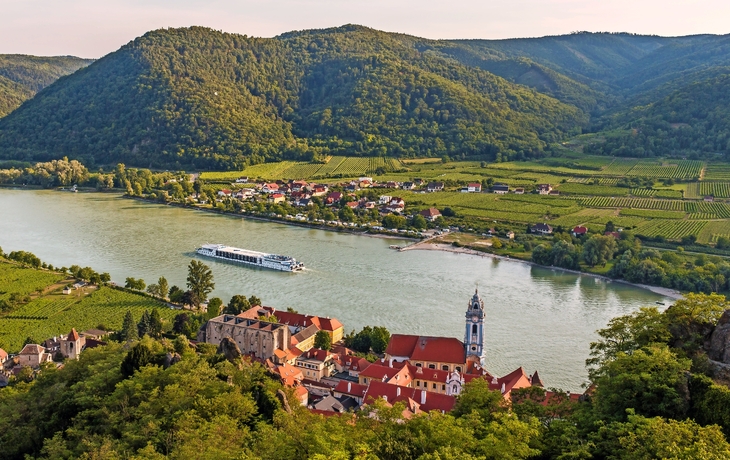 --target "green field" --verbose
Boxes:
[0,262,176,352]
